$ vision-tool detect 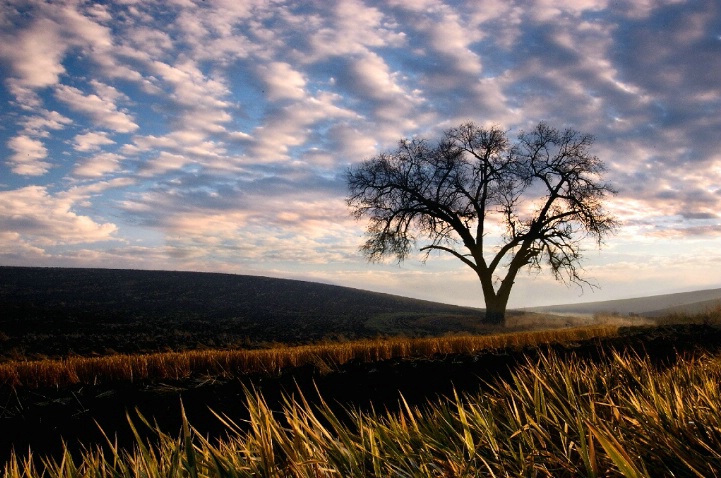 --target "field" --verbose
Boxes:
[0,266,490,361]
[2,267,721,476]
